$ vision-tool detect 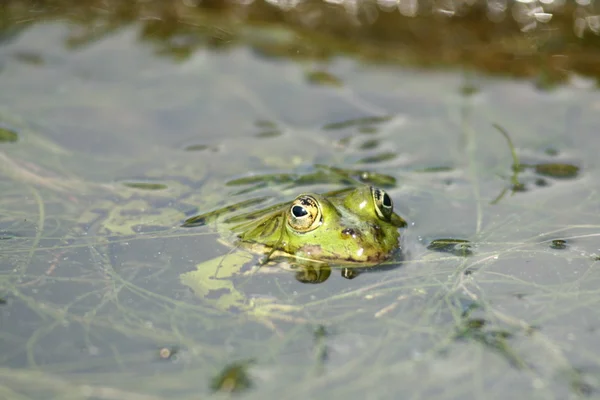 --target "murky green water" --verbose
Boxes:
[0,2,599,399]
